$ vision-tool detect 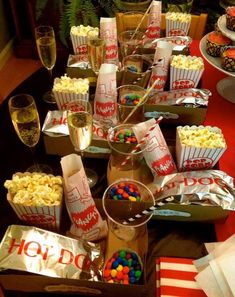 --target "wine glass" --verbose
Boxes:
[67,99,98,188]
[87,29,106,75]
[35,25,56,104]
[8,93,51,173]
